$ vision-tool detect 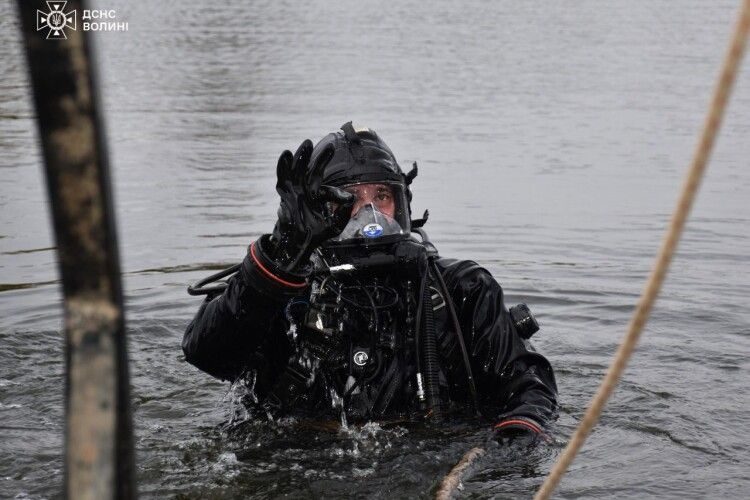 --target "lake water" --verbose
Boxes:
[1,0,749,498]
